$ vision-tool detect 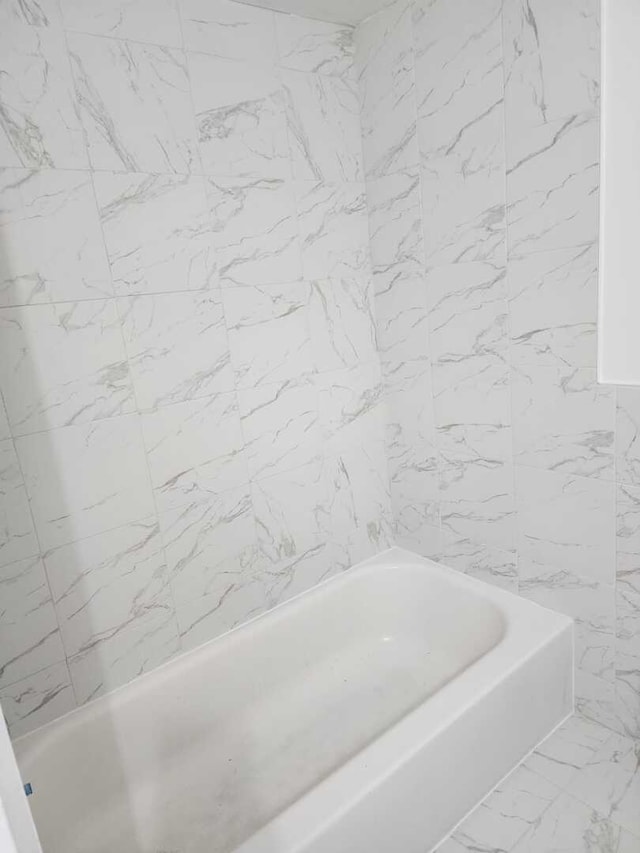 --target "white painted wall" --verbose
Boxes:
[598,0,640,385]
